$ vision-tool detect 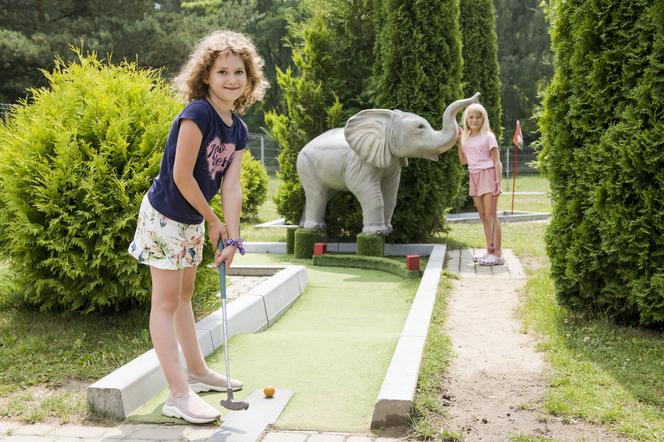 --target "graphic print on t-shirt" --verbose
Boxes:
[206,136,235,180]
